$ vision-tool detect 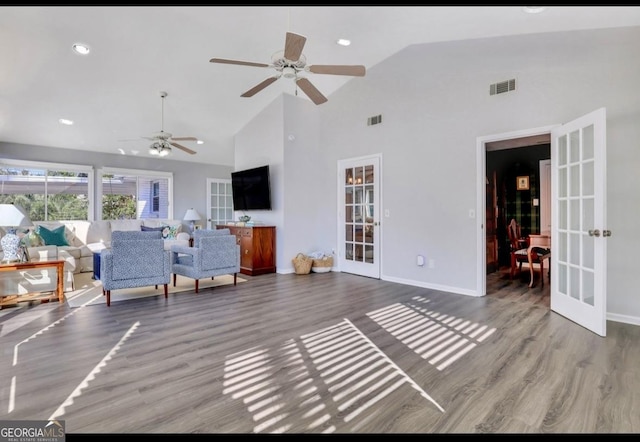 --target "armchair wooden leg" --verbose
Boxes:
[164,284,168,298]
[233,273,237,286]
[195,279,199,294]
[106,290,110,307]
[173,274,177,287]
